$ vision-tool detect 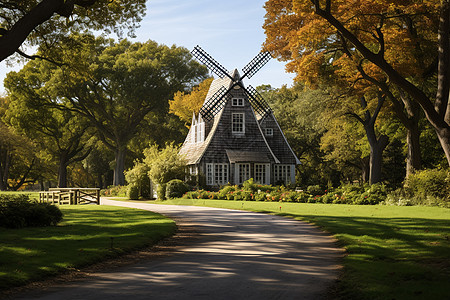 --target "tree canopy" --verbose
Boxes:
[263,0,450,167]
[5,35,208,186]
[0,0,146,62]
